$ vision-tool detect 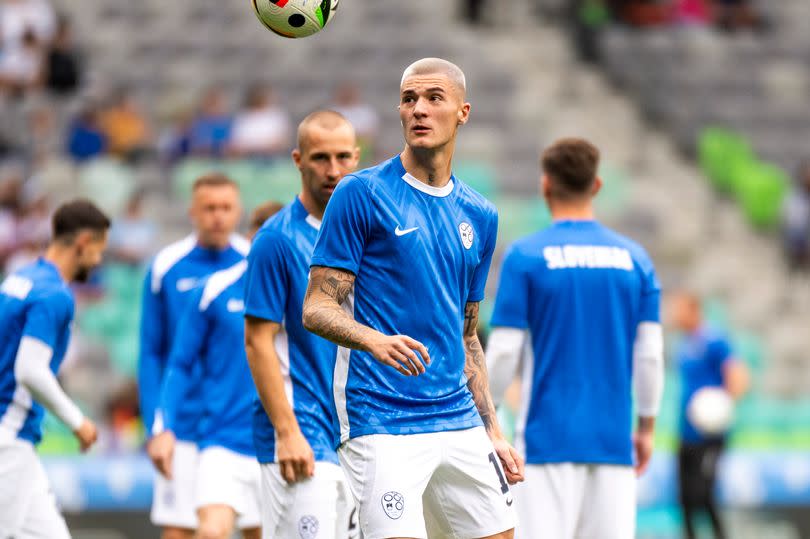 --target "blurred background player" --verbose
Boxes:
[248,201,285,238]
[146,202,280,539]
[244,110,360,539]
[302,58,521,539]
[0,199,109,538]
[486,138,664,539]
[139,175,249,539]
[670,290,750,539]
